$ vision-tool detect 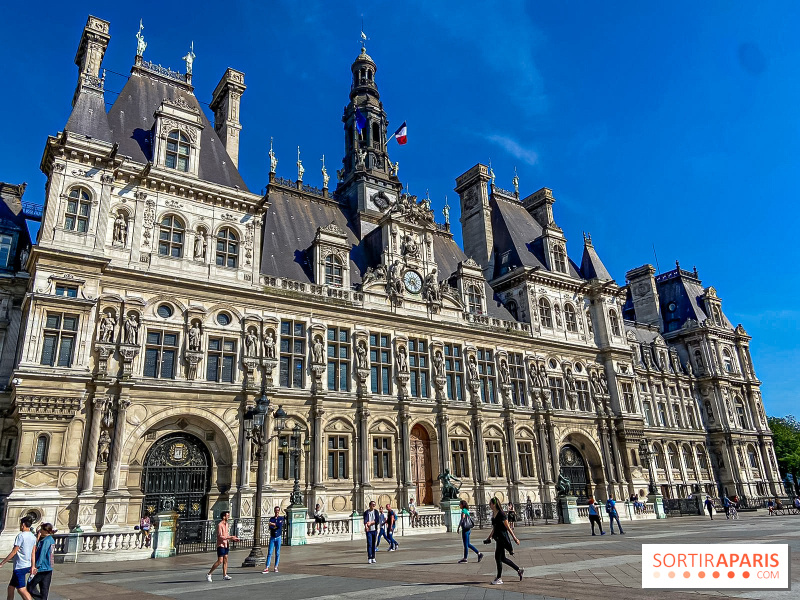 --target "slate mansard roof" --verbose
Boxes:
[65,69,248,191]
